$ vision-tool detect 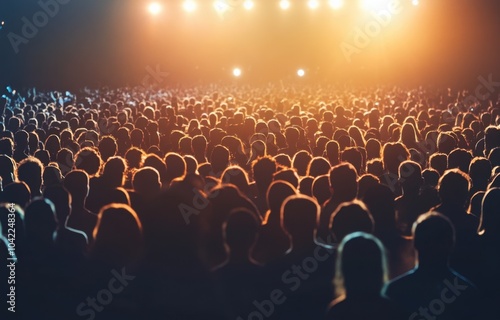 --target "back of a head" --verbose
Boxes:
[224,208,260,251]
[92,203,143,265]
[63,170,89,201]
[25,197,57,238]
[336,232,387,297]
[0,181,31,208]
[74,147,102,177]
[252,156,277,192]
[438,169,470,207]
[281,194,319,238]
[267,180,297,215]
[18,157,43,189]
[330,200,374,243]
[292,150,312,177]
[312,174,331,206]
[221,166,249,194]
[102,156,127,188]
[398,160,423,192]
[479,187,500,236]
[413,212,455,259]
[132,166,161,196]
[43,185,71,223]
[329,162,358,199]
[211,145,230,174]
[165,152,187,181]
